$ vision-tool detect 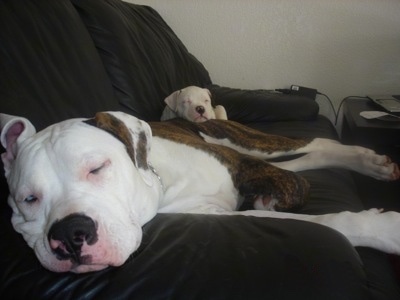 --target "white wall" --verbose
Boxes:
[127,0,400,122]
